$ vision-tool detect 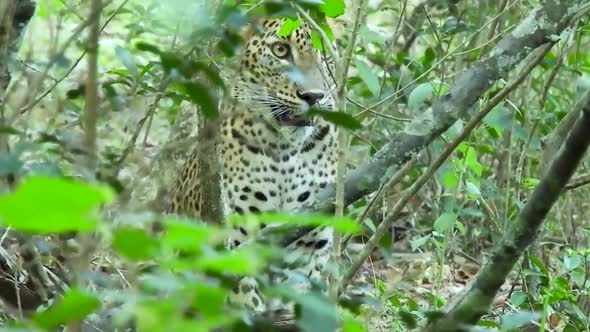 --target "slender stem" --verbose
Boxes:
[66,2,102,332]
[329,0,368,298]
[83,0,102,171]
